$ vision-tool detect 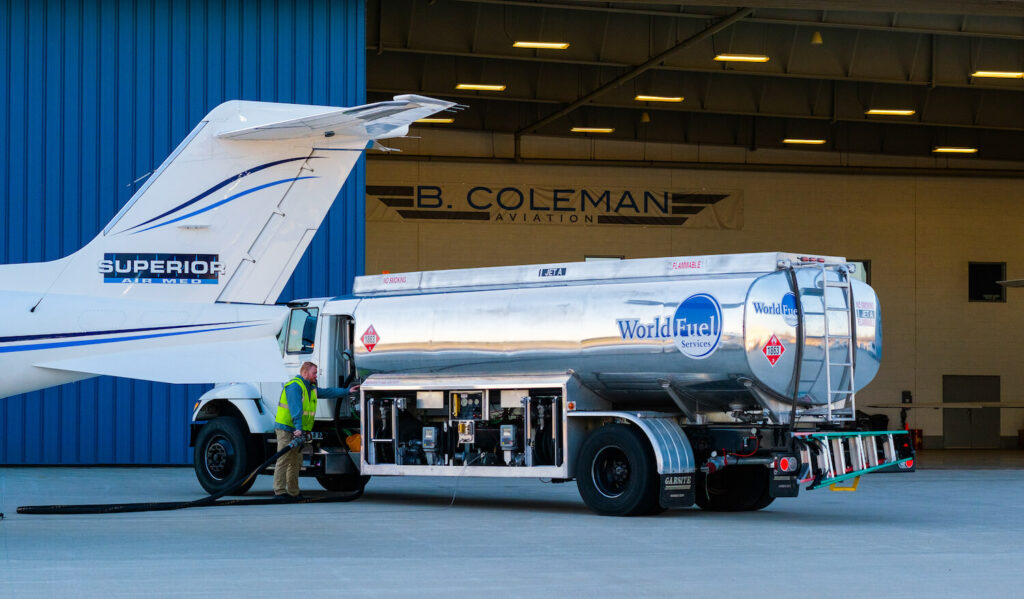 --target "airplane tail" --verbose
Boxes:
[37,95,454,304]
